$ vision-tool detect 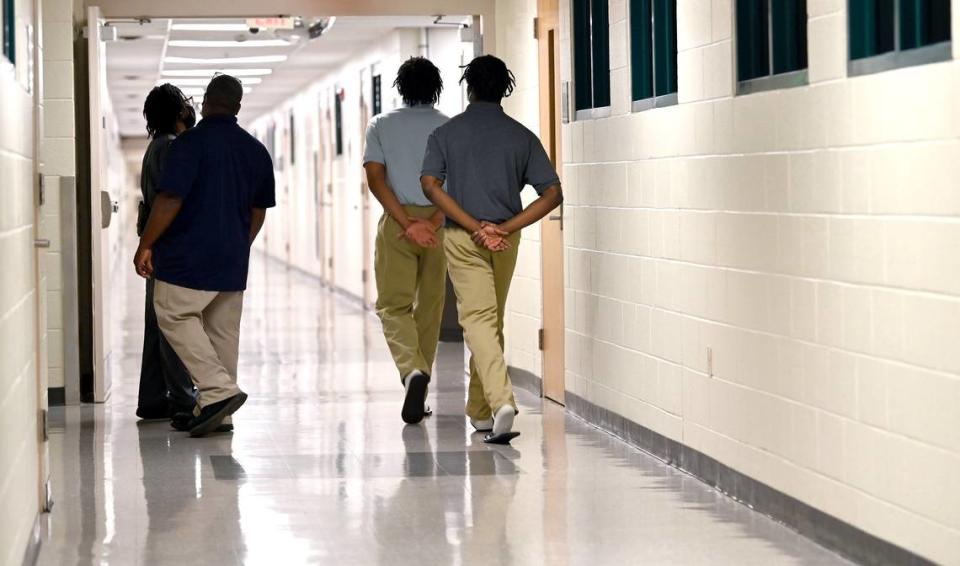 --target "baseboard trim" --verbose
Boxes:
[561,390,934,566]
[21,514,41,566]
[47,387,65,406]
[509,366,542,397]
[508,362,933,566]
